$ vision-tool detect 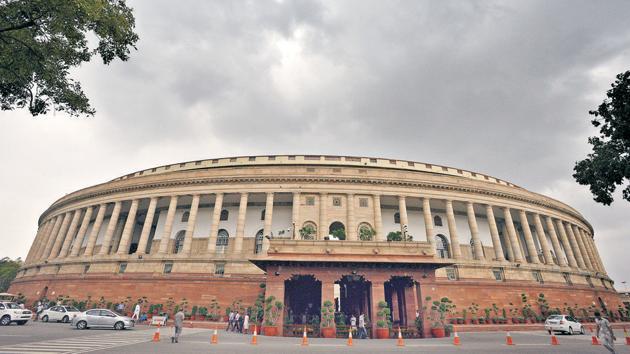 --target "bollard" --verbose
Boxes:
[211,329,218,344]
[301,326,308,346]
[505,331,514,345]
[396,327,404,347]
